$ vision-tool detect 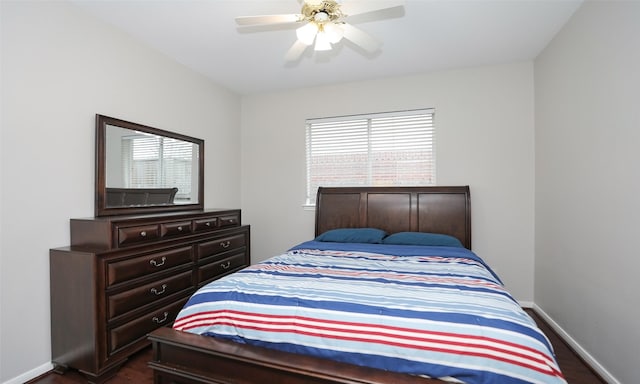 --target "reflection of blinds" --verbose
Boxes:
[306,109,435,205]
[121,135,193,199]
[162,138,193,199]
